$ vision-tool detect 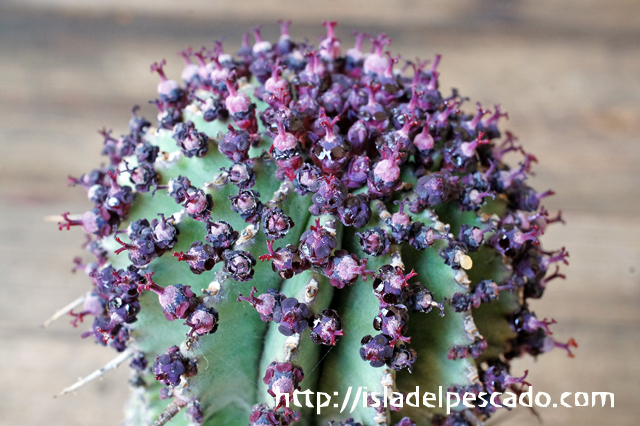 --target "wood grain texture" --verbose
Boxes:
[0,2,638,425]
